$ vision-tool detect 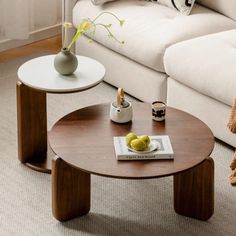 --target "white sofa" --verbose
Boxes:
[165,29,236,147]
[63,0,236,147]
